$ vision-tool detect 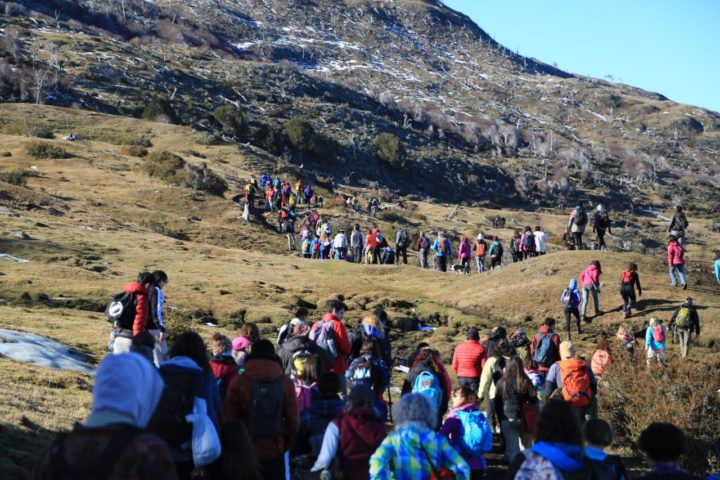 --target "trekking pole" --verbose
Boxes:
[387,381,394,423]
